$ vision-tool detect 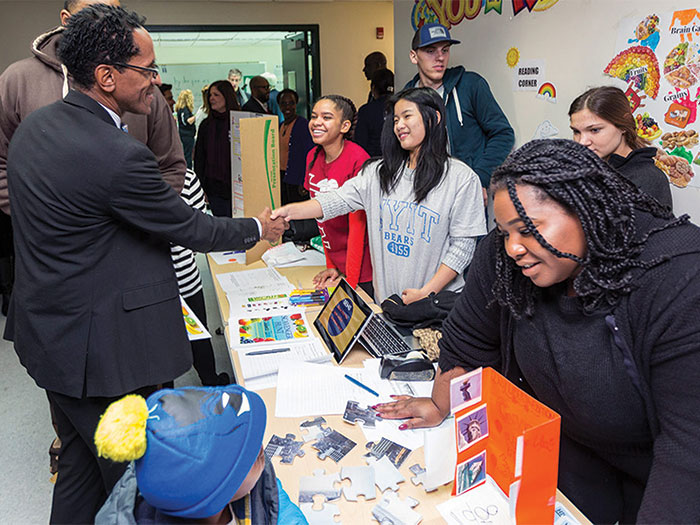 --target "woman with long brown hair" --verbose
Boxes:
[569,86,672,208]
[194,80,240,217]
